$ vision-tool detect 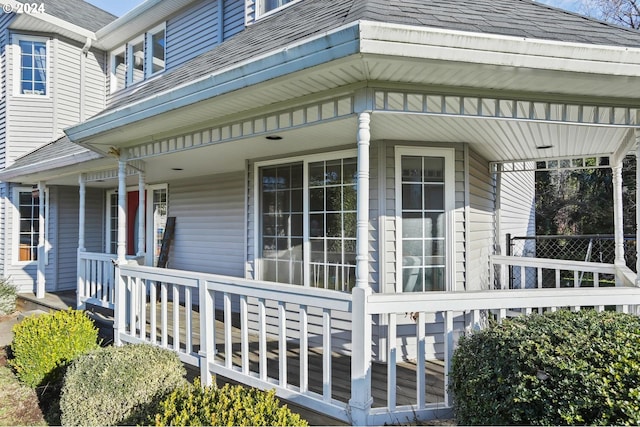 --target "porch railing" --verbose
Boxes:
[112,259,640,426]
[77,251,144,310]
